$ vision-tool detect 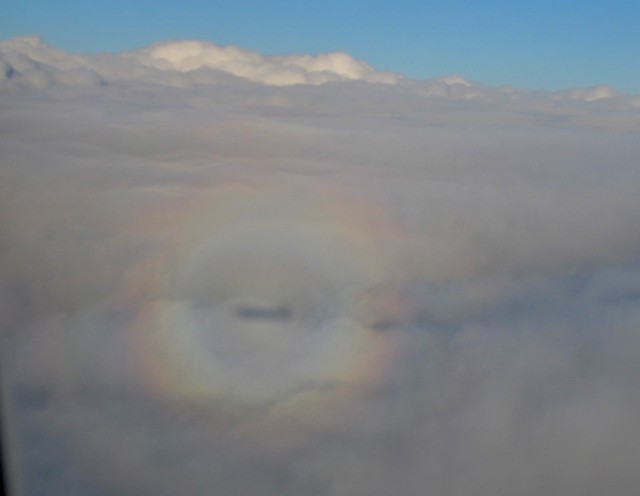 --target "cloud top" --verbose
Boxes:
[141,39,400,85]
[2,36,638,105]
[0,36,400,87]
[2,34,640,496]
